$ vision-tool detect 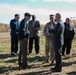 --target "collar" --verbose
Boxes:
[32,20,36,22]
[15,18,18,21]
[23,18,28,21]
[56,20,61,23]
